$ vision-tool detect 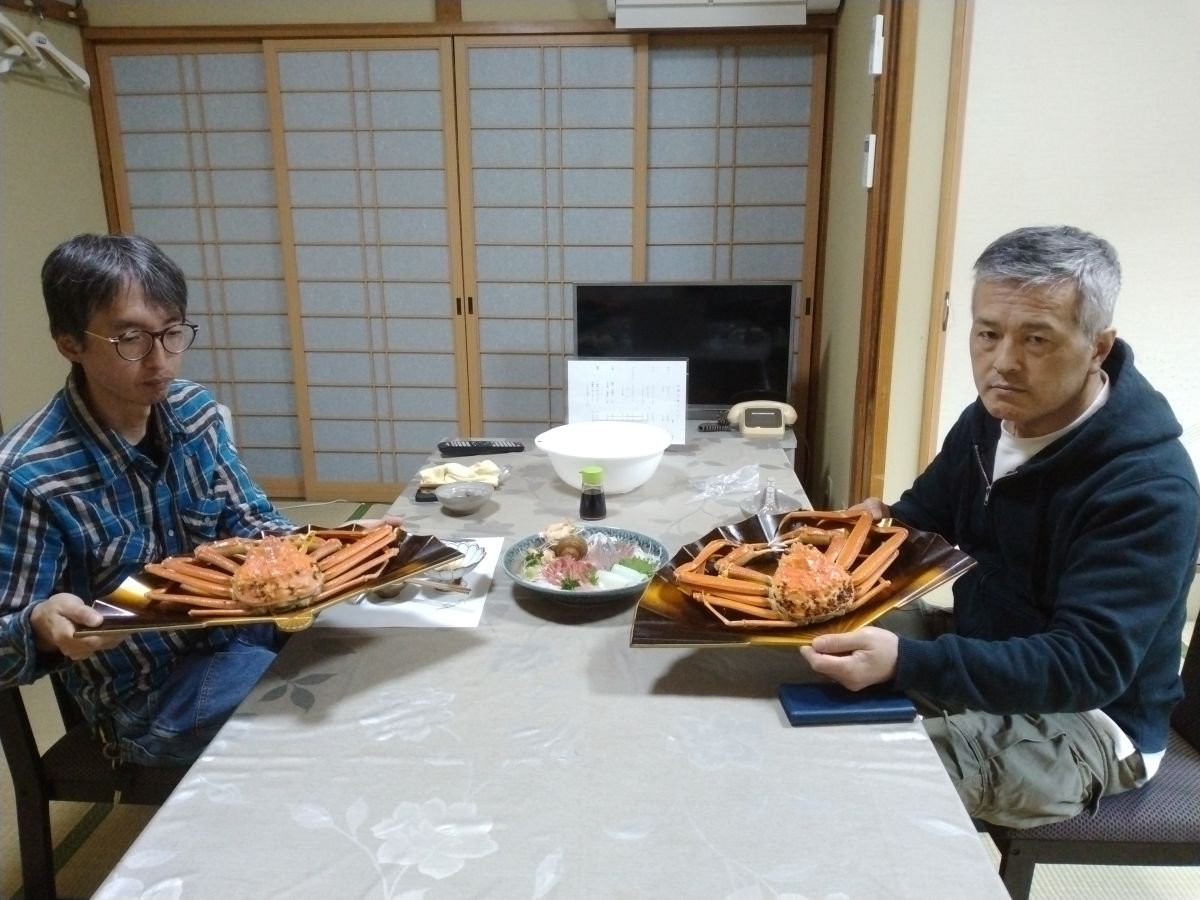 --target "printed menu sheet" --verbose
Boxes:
[566,358,687,444]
